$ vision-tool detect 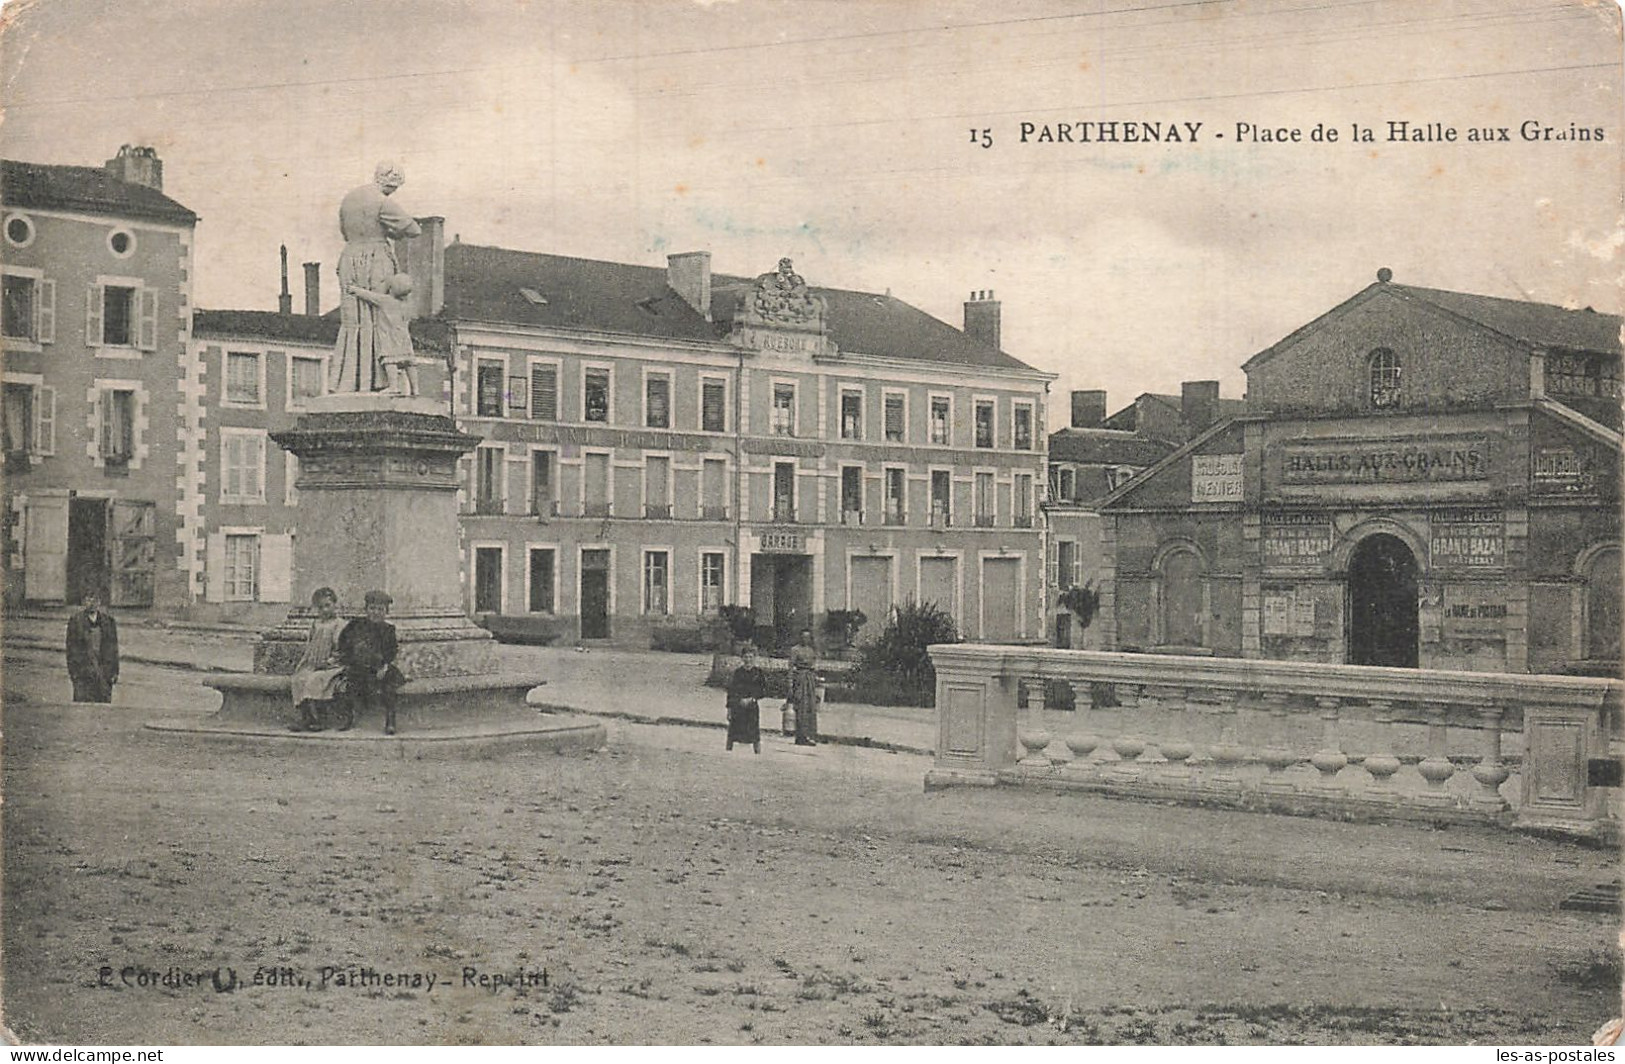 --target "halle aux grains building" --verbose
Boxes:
[1,148,198,611]
[1097,270,1620,676]
[395,228,1055,648]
